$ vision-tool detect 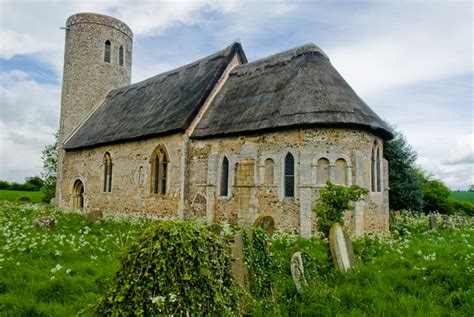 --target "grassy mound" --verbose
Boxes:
[95,221,238,316]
